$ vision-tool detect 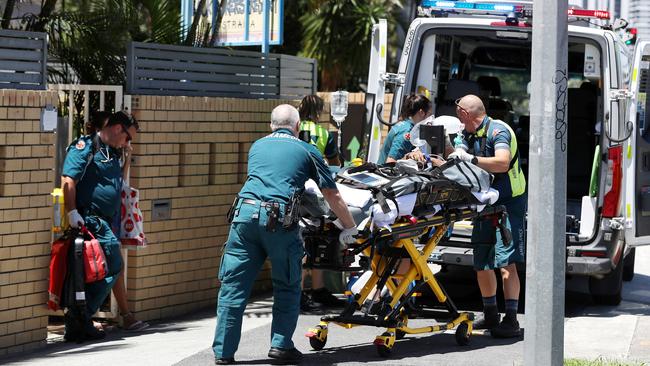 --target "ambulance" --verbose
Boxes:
[362,0,650,305]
